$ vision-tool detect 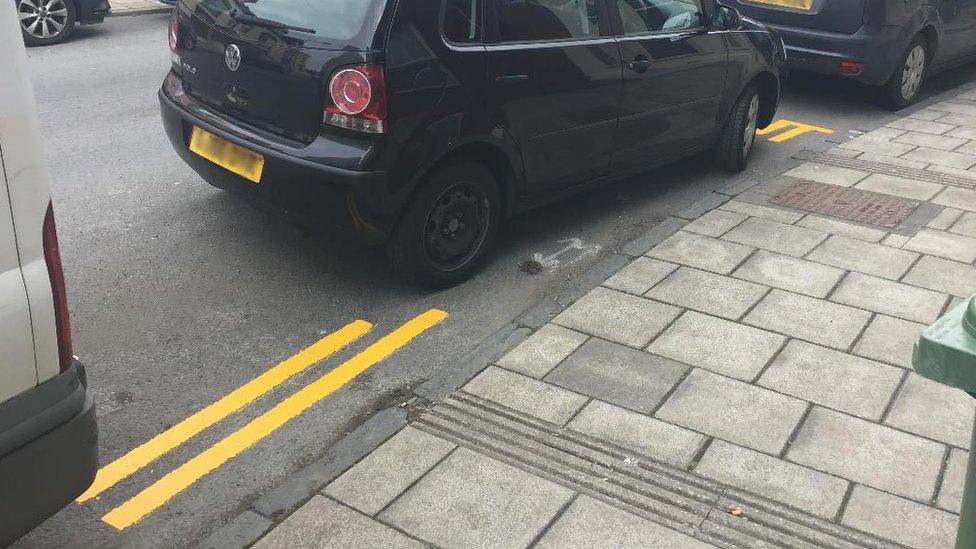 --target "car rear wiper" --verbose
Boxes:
[230,8,316,34]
